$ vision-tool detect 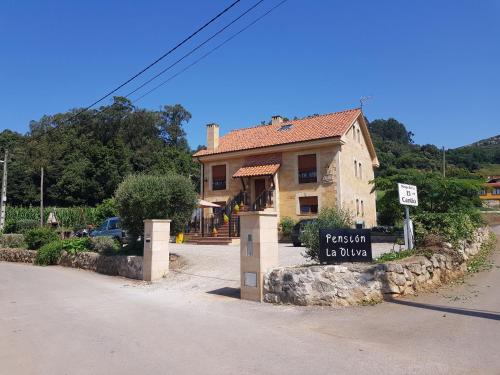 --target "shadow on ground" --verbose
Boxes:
[207,287,241,299]
[385,298,500,321]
